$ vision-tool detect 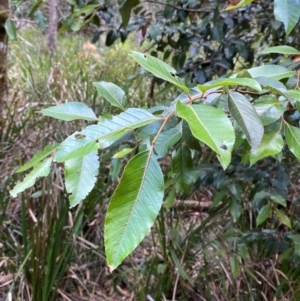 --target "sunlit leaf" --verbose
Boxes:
[41,102,98,121]
[198,78,262,93]
[17,144,59,172]
[260,45,300,55]
[10,158,53,198]
[105,150,164,271]
[55,108,159,162]
[112,148,134,158]
[284,123,300,160]
[228,91,263,148]
[250,132,284,166]
[154,128,182,156]
[275,208,292,228]
[274,0,300,35]
[65,151,99,208]
[5,19,17,40]
[93,81,127,111]
[256,204,271,226]
[130,51,189,93]
[176,102,235,169]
